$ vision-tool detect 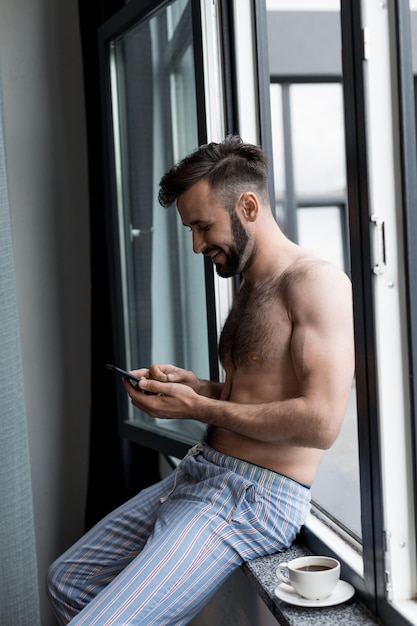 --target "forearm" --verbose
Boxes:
[194,395,341,449]
[128,375,345,449]
[196,379,224,400]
